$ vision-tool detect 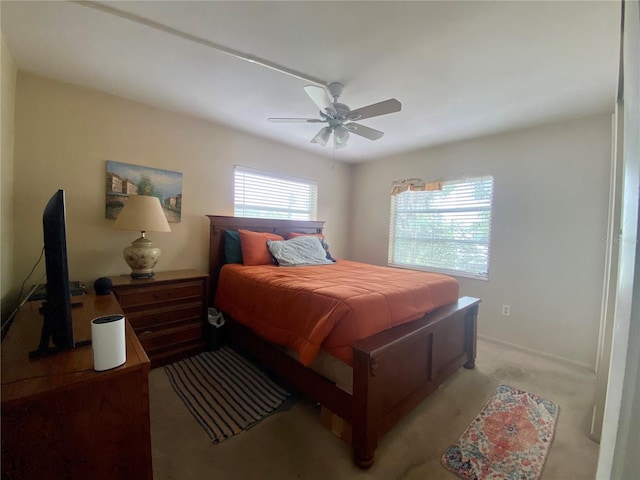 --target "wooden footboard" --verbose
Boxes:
[222,296,479,468]
[351,296,479,467]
